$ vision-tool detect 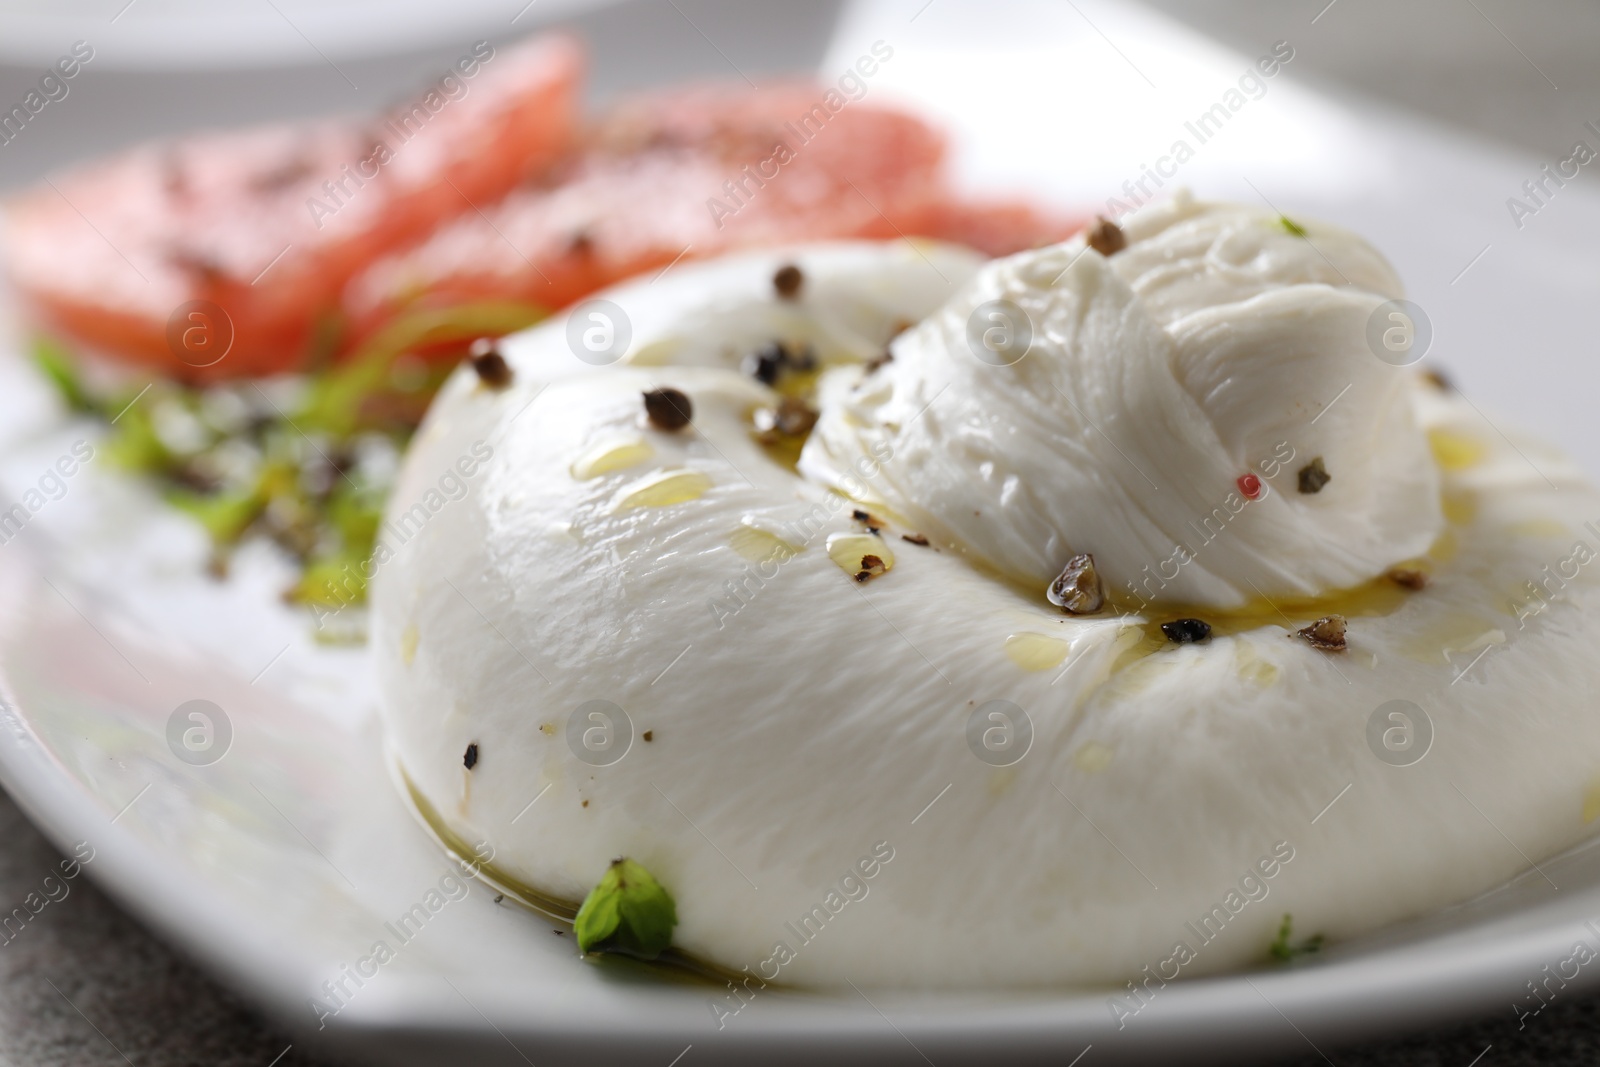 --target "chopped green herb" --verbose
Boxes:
[1279,216,1308,238]
[166,486,266,547]
[300,302,544,437]
[1269,913,1325,961]
[27,300,544,622]
[31,338,101,416]
[573,858,678,959]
